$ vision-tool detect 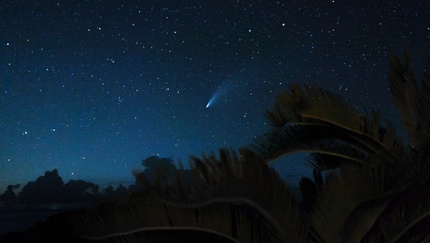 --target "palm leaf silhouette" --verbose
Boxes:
[28,148,304,242]
[250,52,430,242]
[252,83,407,168]
[73,148,309,242]
[388,52,430,150]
